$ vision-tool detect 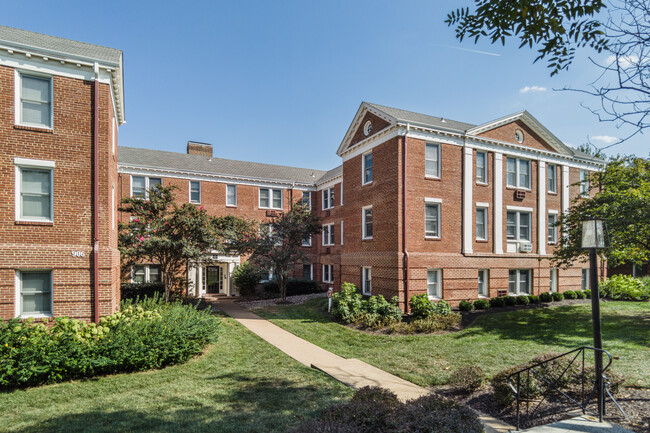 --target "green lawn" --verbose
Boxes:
[256,300,650,388]
[0,317,353,433]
